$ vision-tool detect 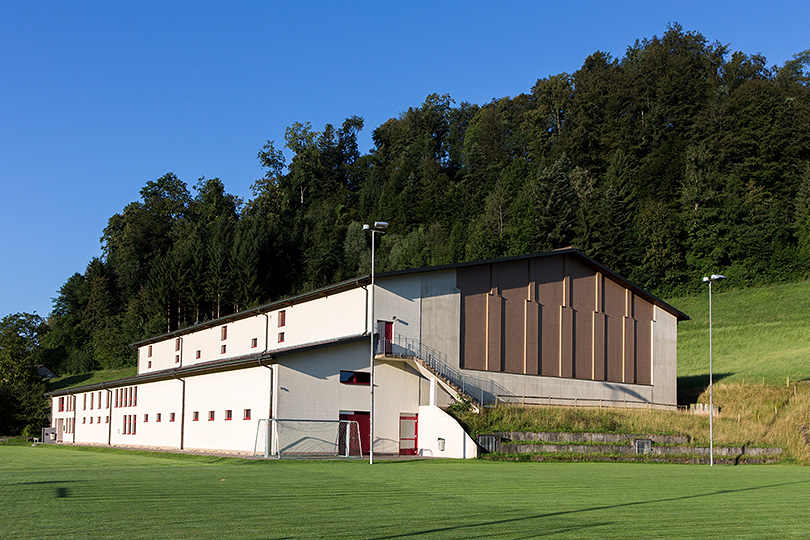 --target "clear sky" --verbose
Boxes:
[1,0,808,318]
